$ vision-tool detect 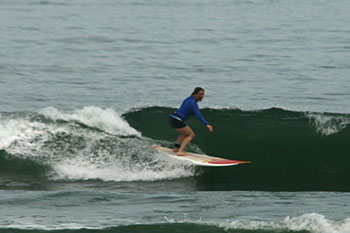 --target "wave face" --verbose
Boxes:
[124,106,350,191]
[1,106,350,191]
